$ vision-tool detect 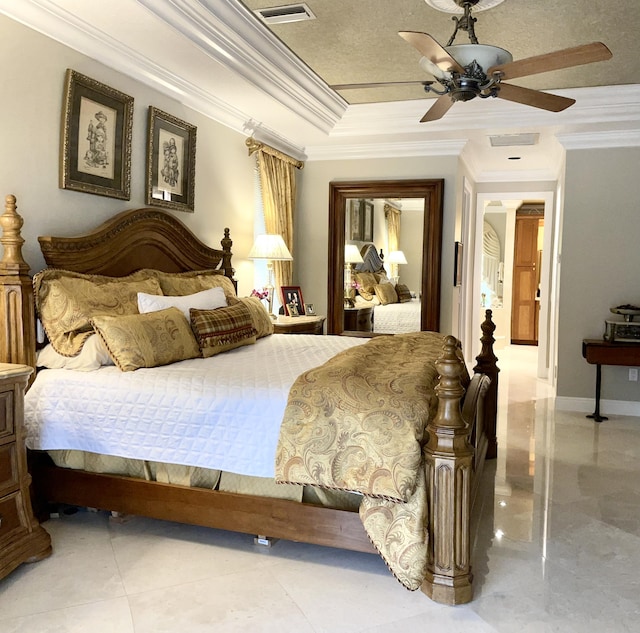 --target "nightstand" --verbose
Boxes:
[273,315,326,335]
[0,364,51,581]
[344,306,374,332]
